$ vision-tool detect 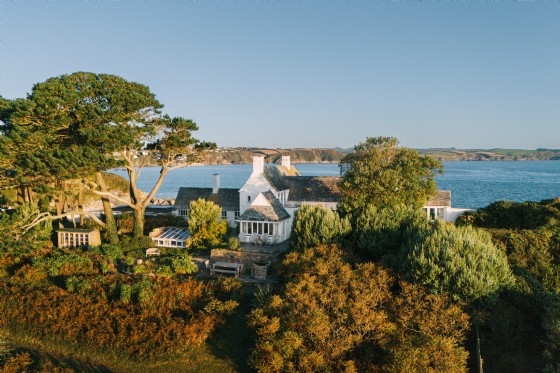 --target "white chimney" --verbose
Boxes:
[281,155,291,170]
[253,156,264,175]
[212,174,220,194]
